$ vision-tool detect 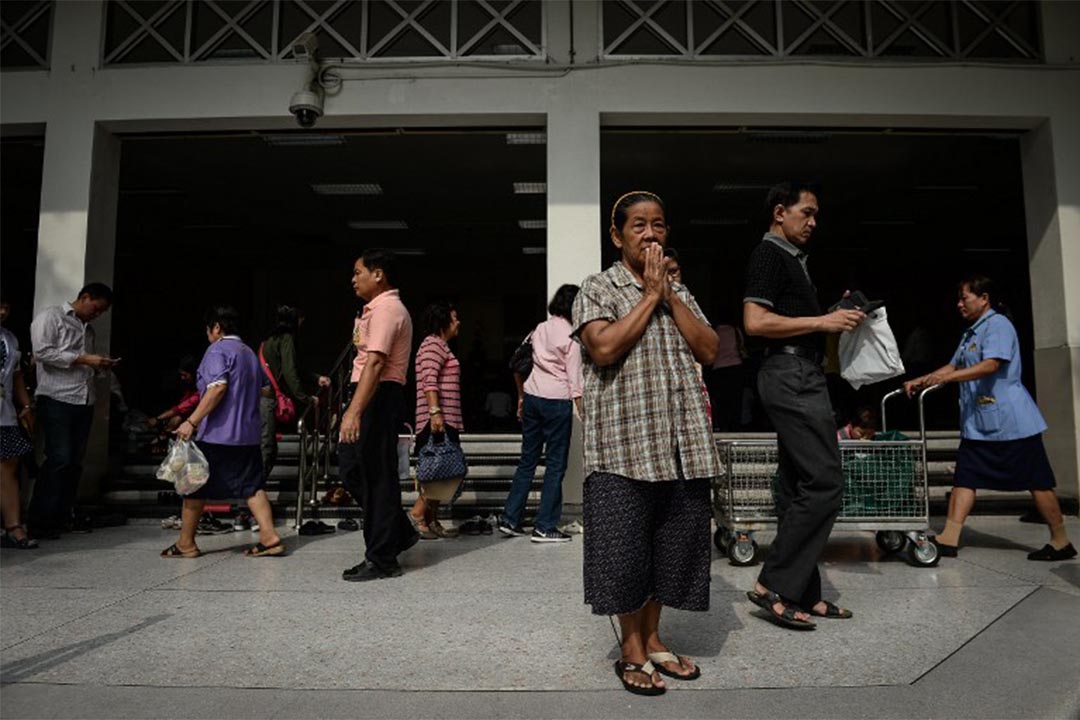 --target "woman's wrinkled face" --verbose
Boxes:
[957,285,990,322]
[611,201,668,274]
